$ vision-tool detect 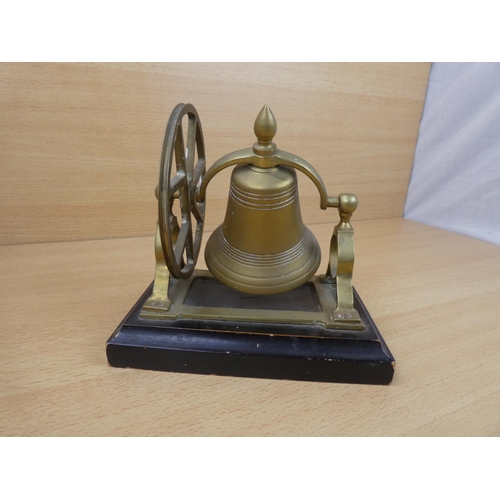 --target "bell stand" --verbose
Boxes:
[106,104,395,385]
